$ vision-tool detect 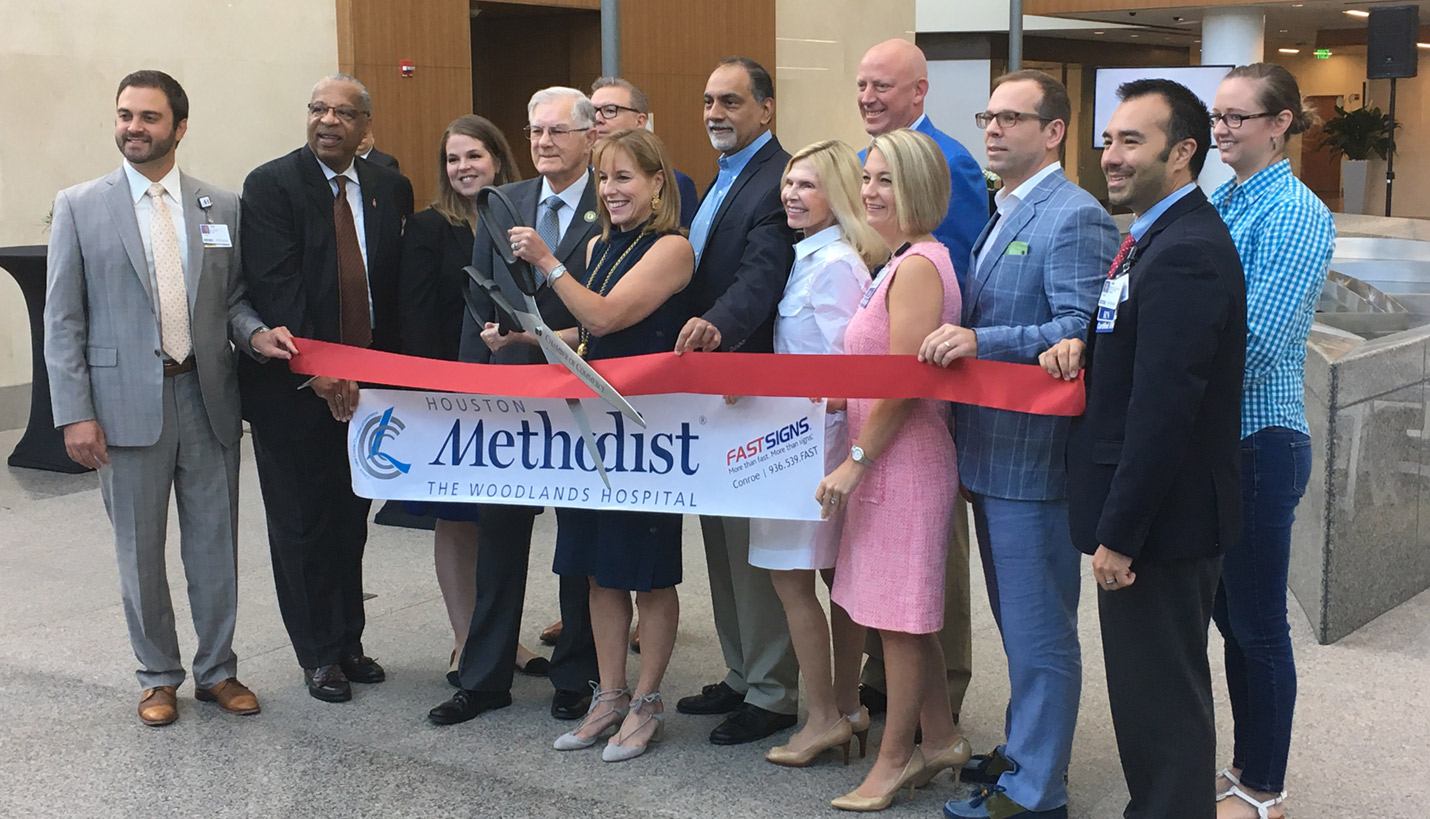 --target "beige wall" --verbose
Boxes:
[0,0,339,387]
[775,0,917,158]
